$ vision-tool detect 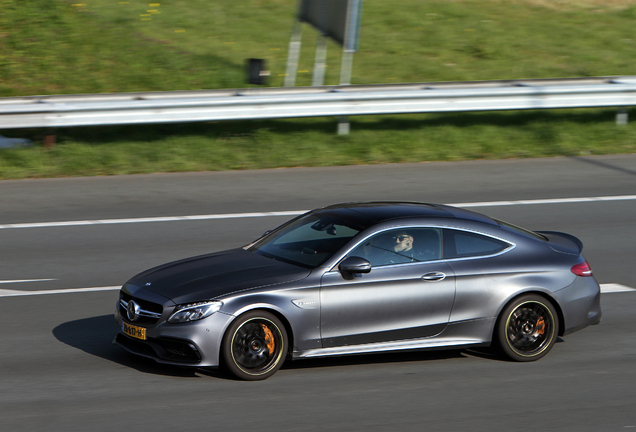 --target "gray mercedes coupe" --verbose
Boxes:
[114,202,601,380]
